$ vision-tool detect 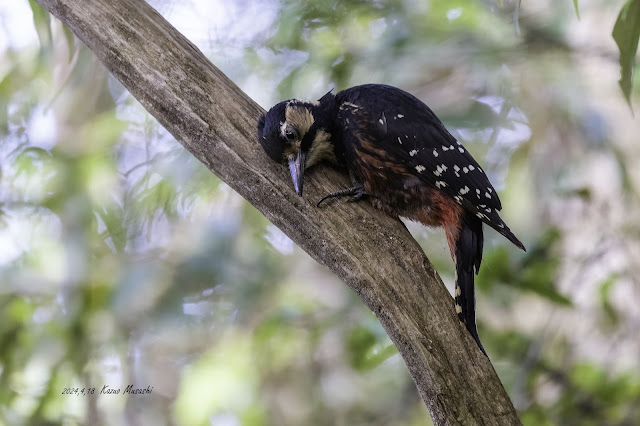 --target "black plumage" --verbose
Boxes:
[258,84,525,355]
